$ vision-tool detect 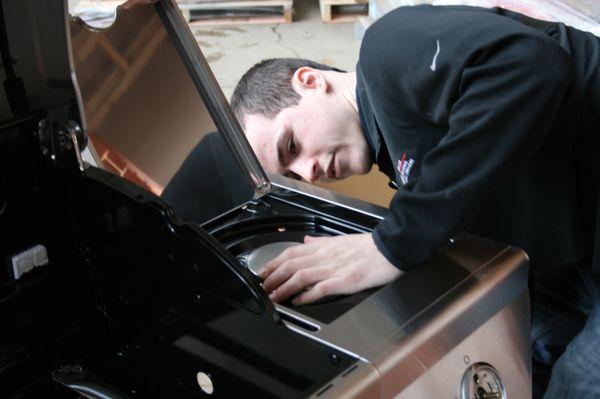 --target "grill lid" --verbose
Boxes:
[70,0,270,224]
